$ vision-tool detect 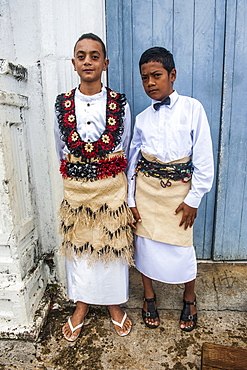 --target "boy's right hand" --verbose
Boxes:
[130,207,142,229]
